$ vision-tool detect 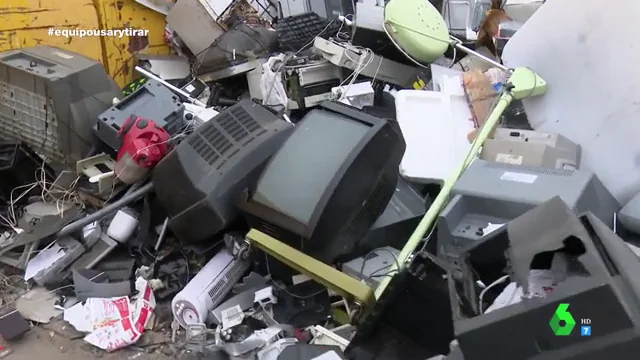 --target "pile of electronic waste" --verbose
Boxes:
[0,0,639,359]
